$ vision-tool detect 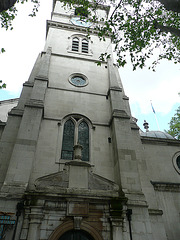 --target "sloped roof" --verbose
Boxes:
[140,130,174,139]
